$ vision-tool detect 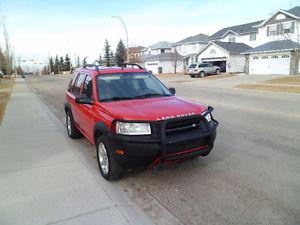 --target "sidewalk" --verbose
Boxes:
[0,78,152,225]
